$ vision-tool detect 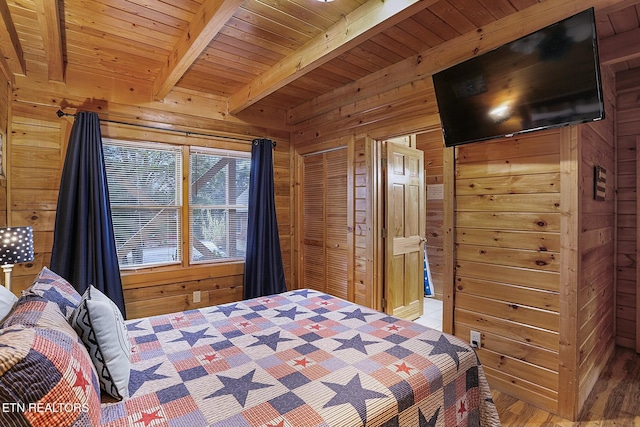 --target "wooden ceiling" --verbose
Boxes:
[1,0,640,120]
